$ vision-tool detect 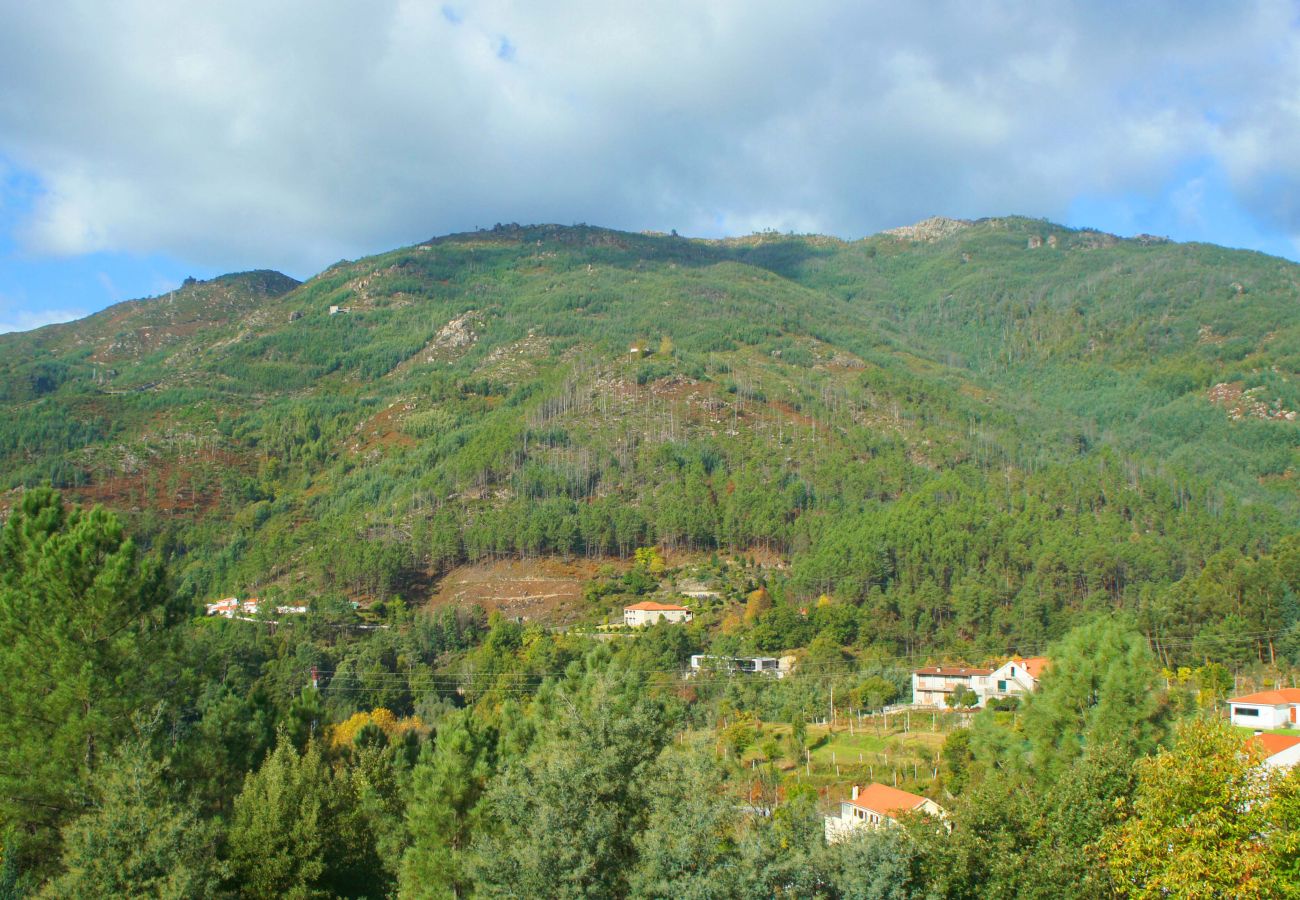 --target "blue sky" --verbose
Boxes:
[1,1,1299,333]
